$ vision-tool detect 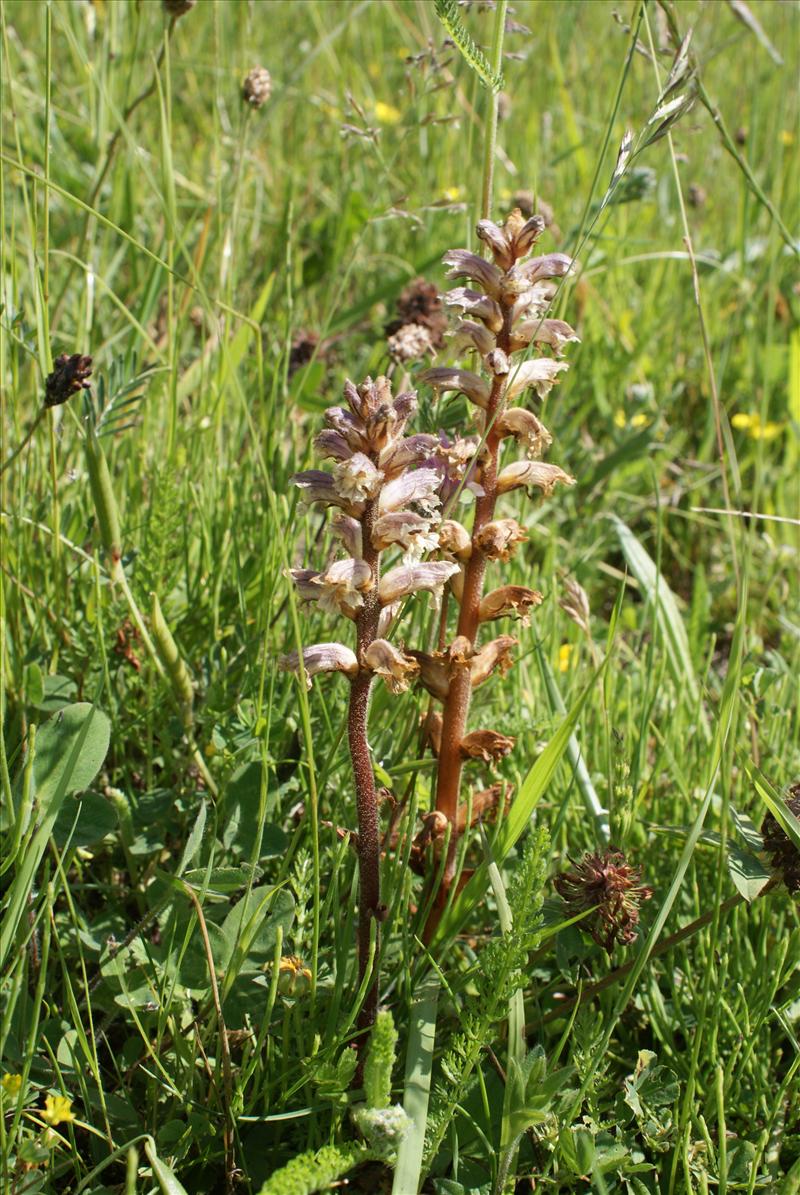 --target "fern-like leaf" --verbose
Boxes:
[434,0,504,92]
